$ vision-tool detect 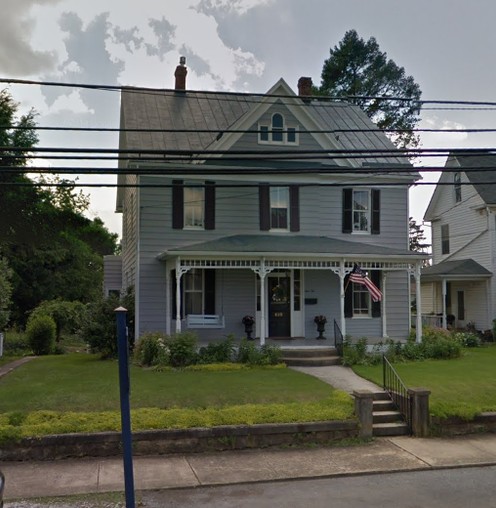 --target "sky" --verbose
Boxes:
[2,0,496,238]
